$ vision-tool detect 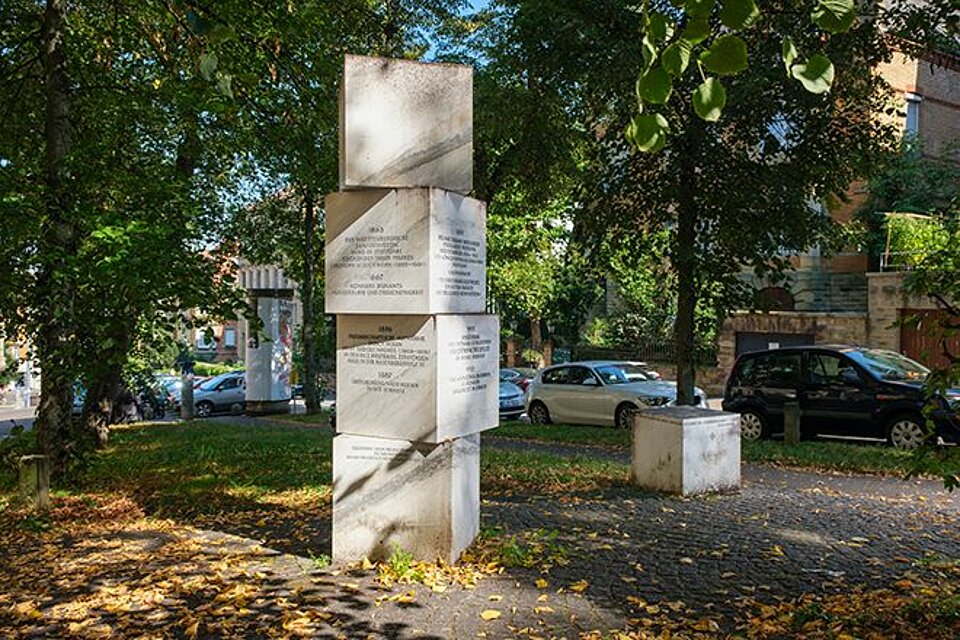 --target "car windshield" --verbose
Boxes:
[593,363,649,385]
[199,376,229,391]
[848,349,929,382]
